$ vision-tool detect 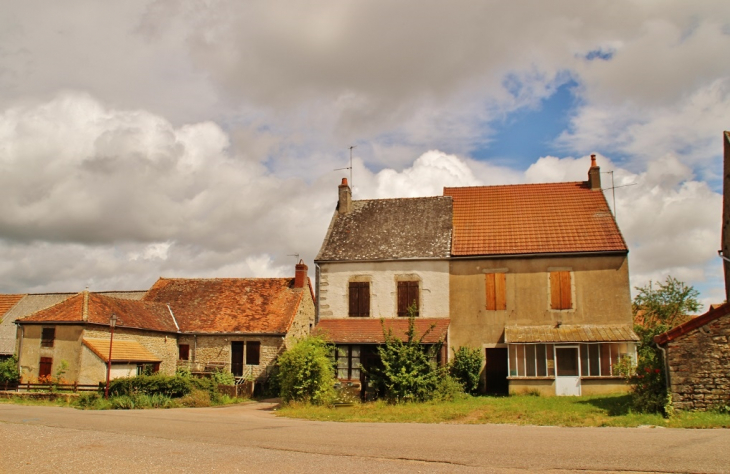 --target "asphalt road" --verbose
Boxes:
[0,402,728,473]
